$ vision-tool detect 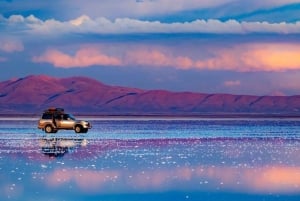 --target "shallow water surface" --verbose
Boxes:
[0,118,299,201]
